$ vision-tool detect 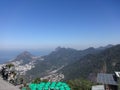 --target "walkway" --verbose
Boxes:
[0,77,20,90]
